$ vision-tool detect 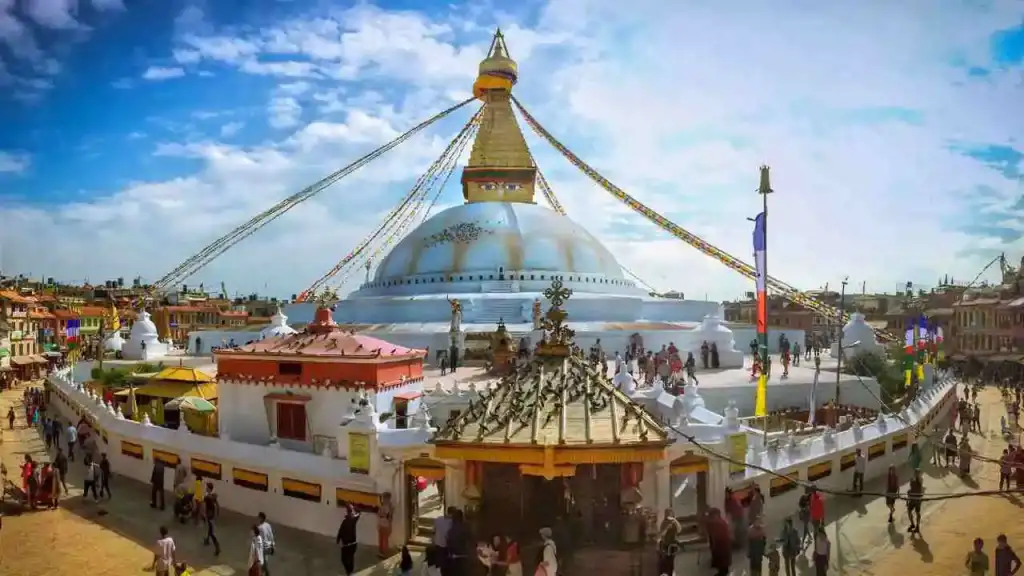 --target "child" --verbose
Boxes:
[174,562,191,576]
[766,541,781,576]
